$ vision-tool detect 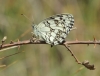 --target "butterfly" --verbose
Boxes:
[32,14,74,46]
